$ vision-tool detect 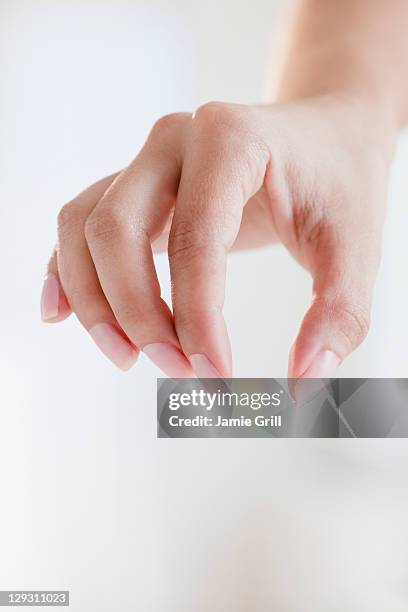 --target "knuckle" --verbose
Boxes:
[321,297,370,350]
[174,303,213,333]
[337,303,370,348]
[84,206,126,245]
[168,221,220,266]
[192,102,267,164]
[149,112,186,141]
[57,202,82,240]
[193,101,249,137]
[292,203,328,248]
[168,222,203,260]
